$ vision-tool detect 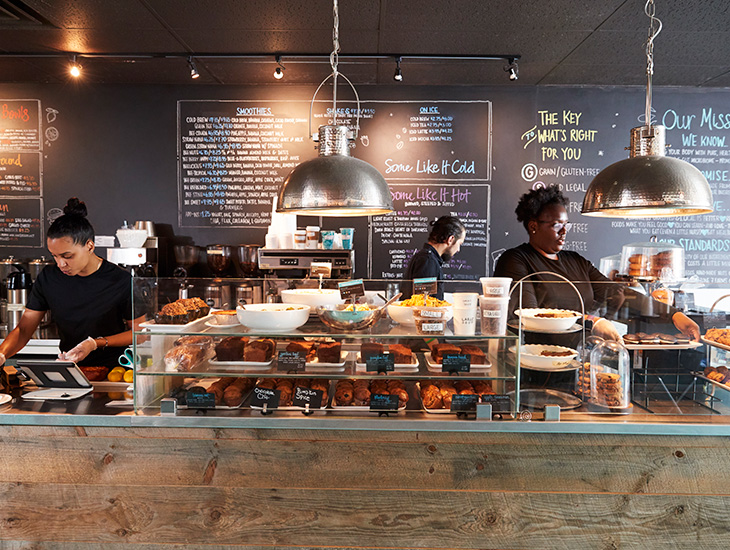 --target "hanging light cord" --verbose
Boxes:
[644,0,662,127]
[330,0,340,126]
